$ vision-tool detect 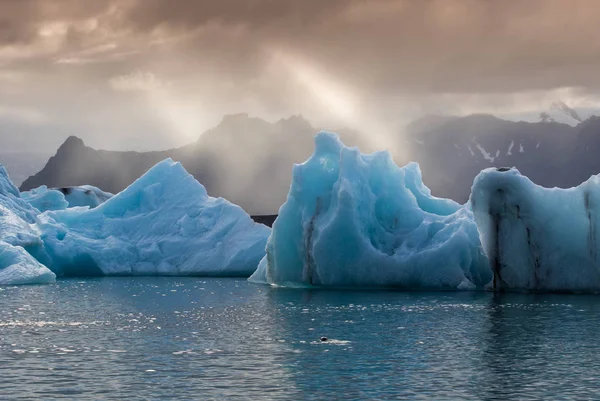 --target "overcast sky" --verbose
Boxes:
[2,0,600,152]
